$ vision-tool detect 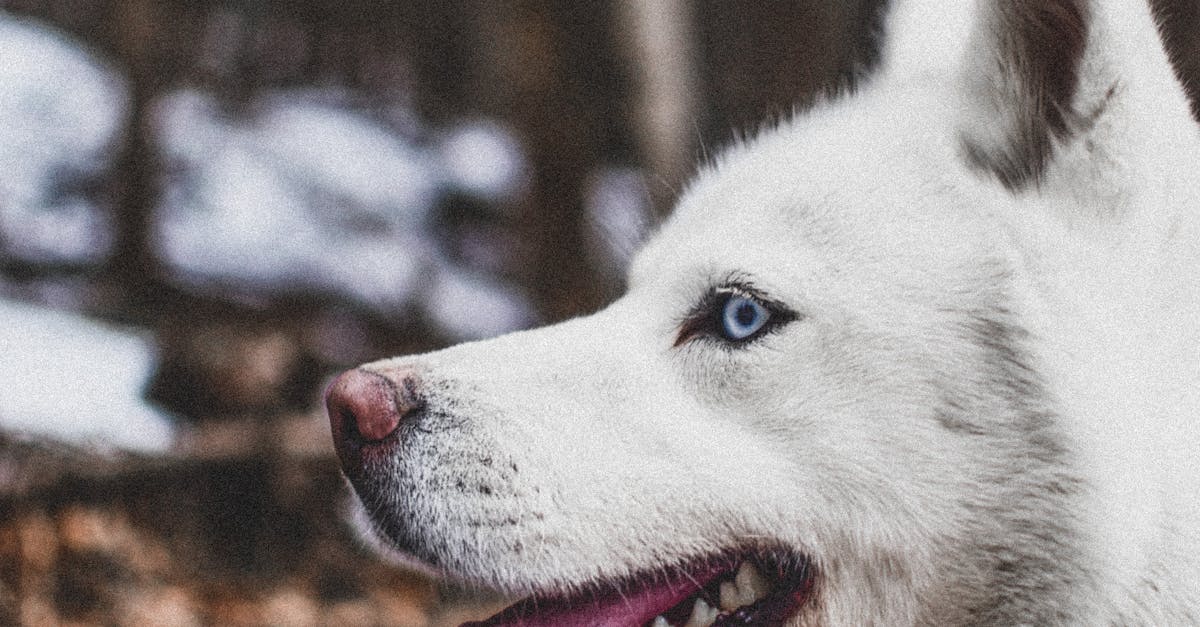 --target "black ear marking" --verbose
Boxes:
[962,0,1091,190]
